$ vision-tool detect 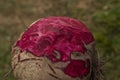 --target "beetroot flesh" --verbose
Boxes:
[16,16,94,78]
[64,59,90,78]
